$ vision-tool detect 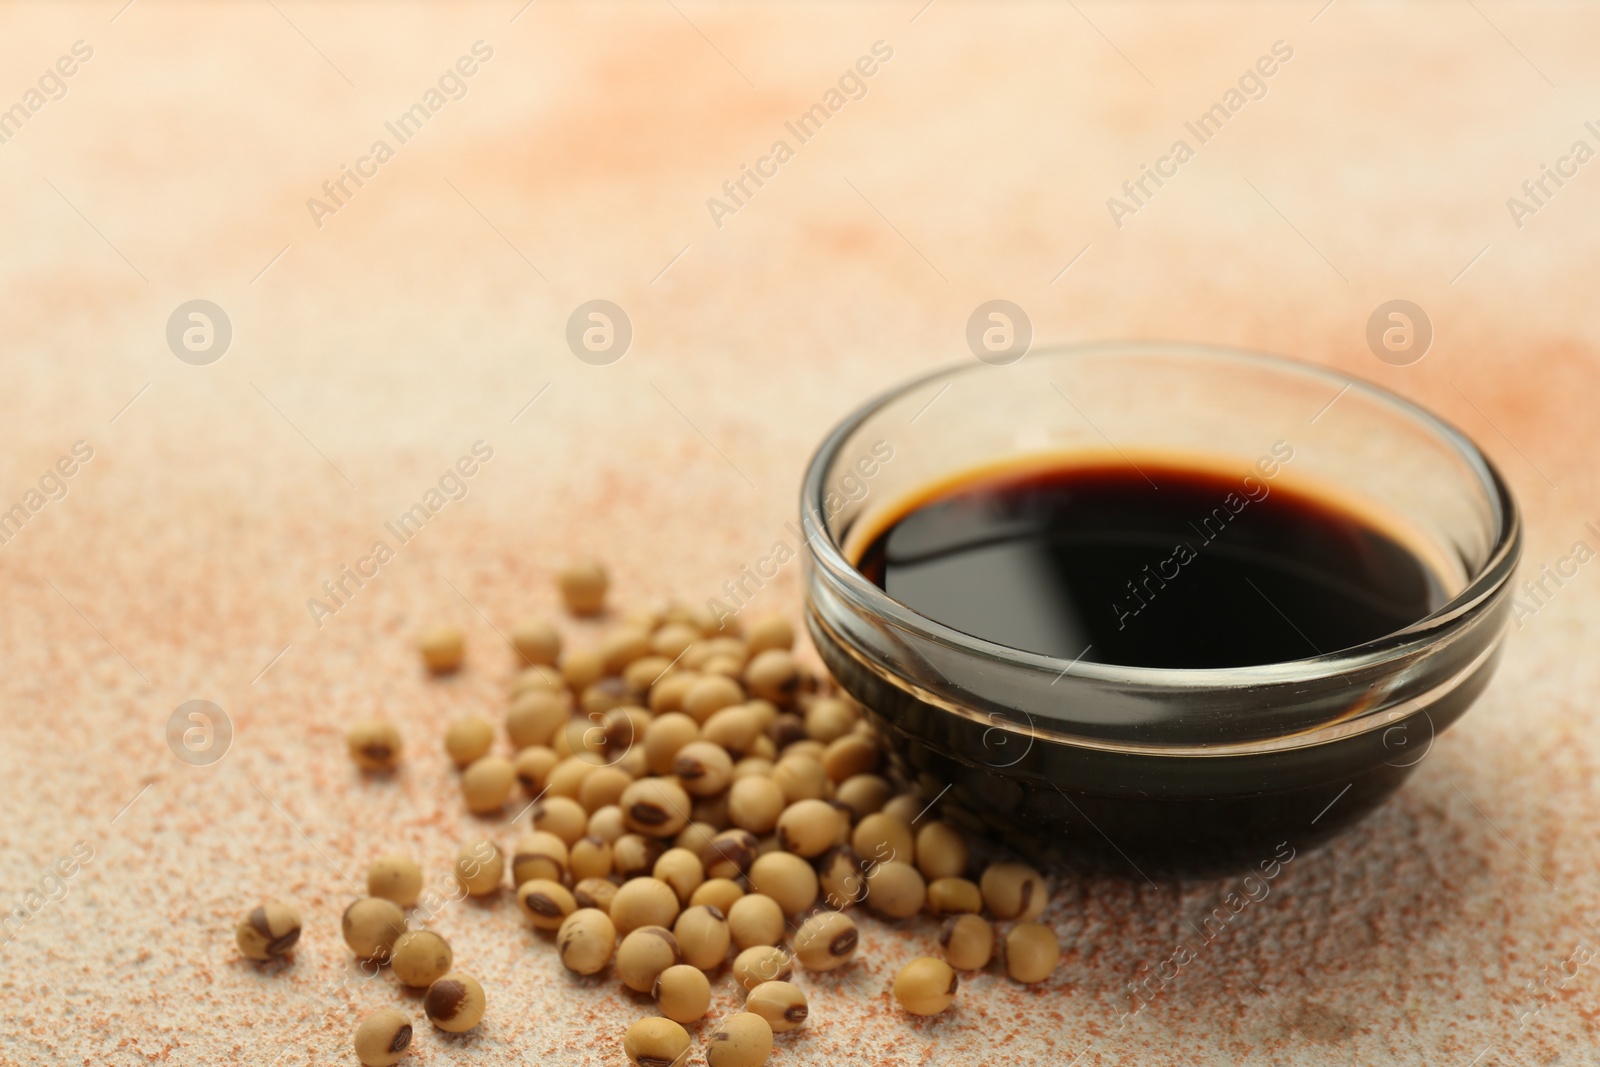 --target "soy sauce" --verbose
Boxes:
[856,453,1444,669]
